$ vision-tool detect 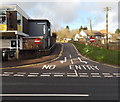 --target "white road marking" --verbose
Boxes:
[67,75,78,77]
[54,75,63,77]
[29,73,39,75]
[42,65,56,70]
[13,74,24,77]
[69,54,72,58]
[0,94,89,97]
[17,72,26,74]
[92,65,99,70]
[3,72,13,74]
[42,73,51,74]
[2,74,10,76]
[60,57,67,64]
[91,73,101,77]
[75,65,82,70]
[102,73,113,77]
[78,57,88,64]
[79,75,89,77]
[113,73,120,77]
[67,73,76,75]
[79,73,89,77]
[74,69,78,76]
[81,65,87,70]
[79,73,88,74]
[71,59,74,64]
[40,75,50,77]
[53,73,64,74]
[27,75,38,77]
